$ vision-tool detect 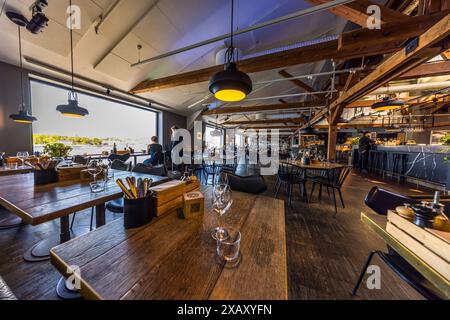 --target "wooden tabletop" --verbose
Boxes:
[50,186,287,300]
[361,211,450,299]
[282,160,347,170]
[0,165,33,176]
[0,170,170,226]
